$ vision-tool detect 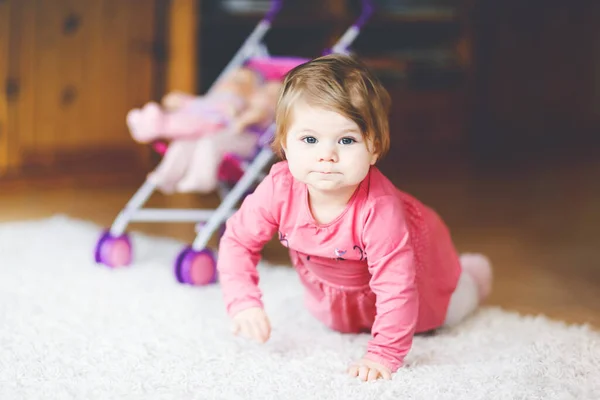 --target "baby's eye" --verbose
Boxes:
[302,136,317,144]
[339,137,356,145]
